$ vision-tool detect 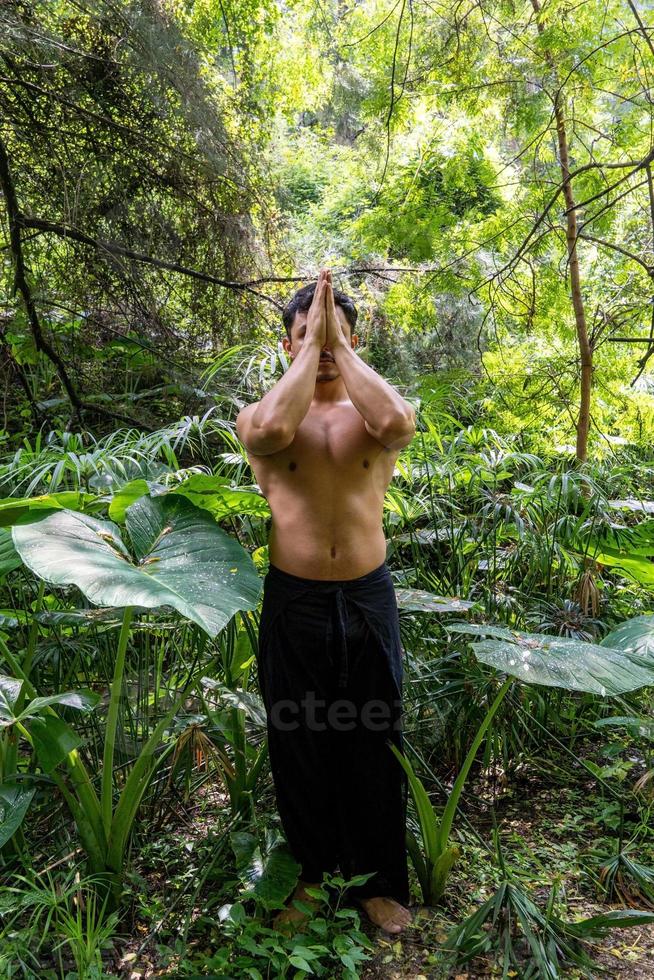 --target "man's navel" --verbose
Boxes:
[363,459,369,468]
[288,461,297,471]
[330,546,336,559]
